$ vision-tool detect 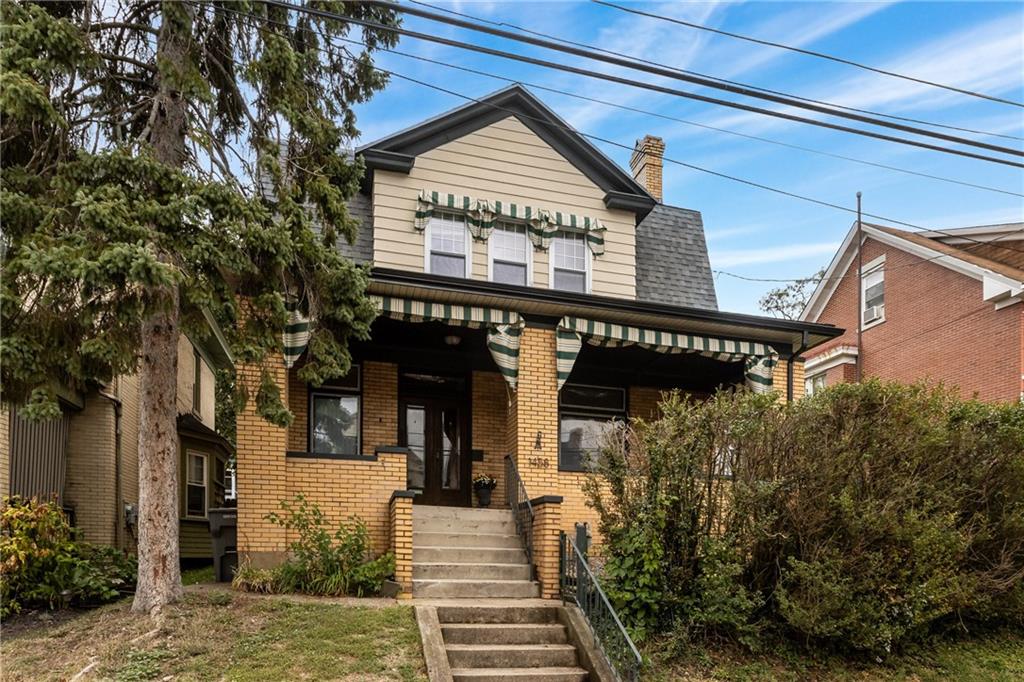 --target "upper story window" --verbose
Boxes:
[551,231,589,293]
[426,212,470,278]
[861,257,885,327]
[489,222,529,286]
